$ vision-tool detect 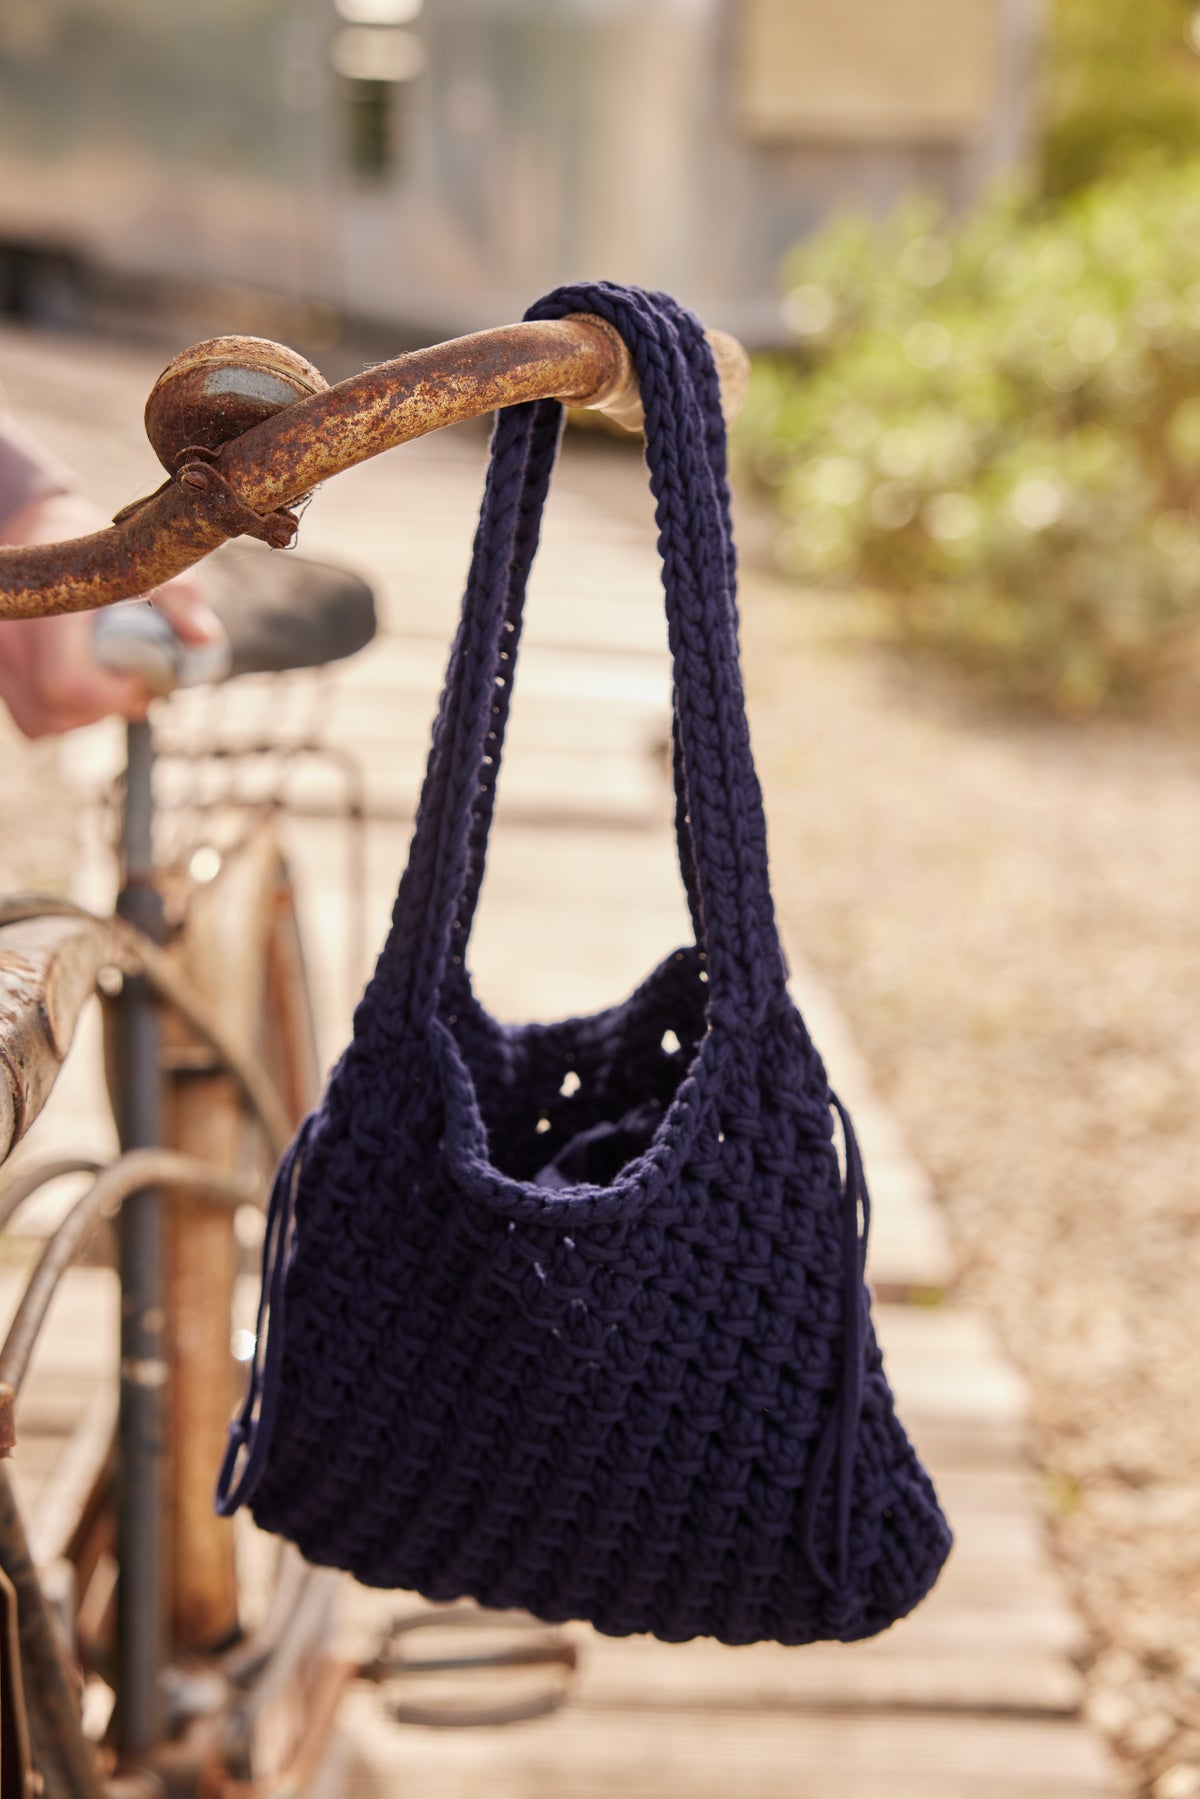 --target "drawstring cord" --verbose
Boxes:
[215,1120,310,1515]
[798,1094,870,1595]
